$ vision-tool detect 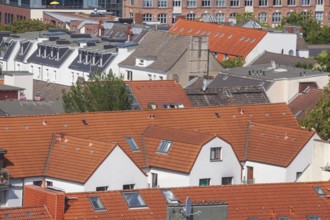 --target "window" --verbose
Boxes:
[315,12,323,22]
[259,0,267,5]
[296,172,302,180]
[302,11,308,19]
[313,186,326,197]
[187,0,196,6]
[202,0,211,6]
[130,0,134,5]
[216,0,225,6]
[258,12,267,23]
[123,184,135,190]
[46,181,53,187]
[222,177,233,185]
[157,140,172,153]
[308,216,321,220]
[96,186,108,191]
[199,178,210,186]
[273,0,281,5]
[272,12,281,23]
[287,0,295,5]
[122,192,147,208]
[33,180,42,186]
[229,13,237,19]
[245,0,253,5]
[143,13,152,21]
[210,147,222,160]
[277,217,290,220]
[173,0,181,6]
[316,0,323,4]
[152,173,158,188]
[161,190,179,203]
[143,0,153,7]
[230,0,239,6]
[127,70,133,81]
[158,0,167,7]
[158,14,167,23]
[126,137,139,151]
[301,0,309,5]
[186,13,195,20]
[215,13,225,22]
[88,196,106,211]
[129,12,133,18]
